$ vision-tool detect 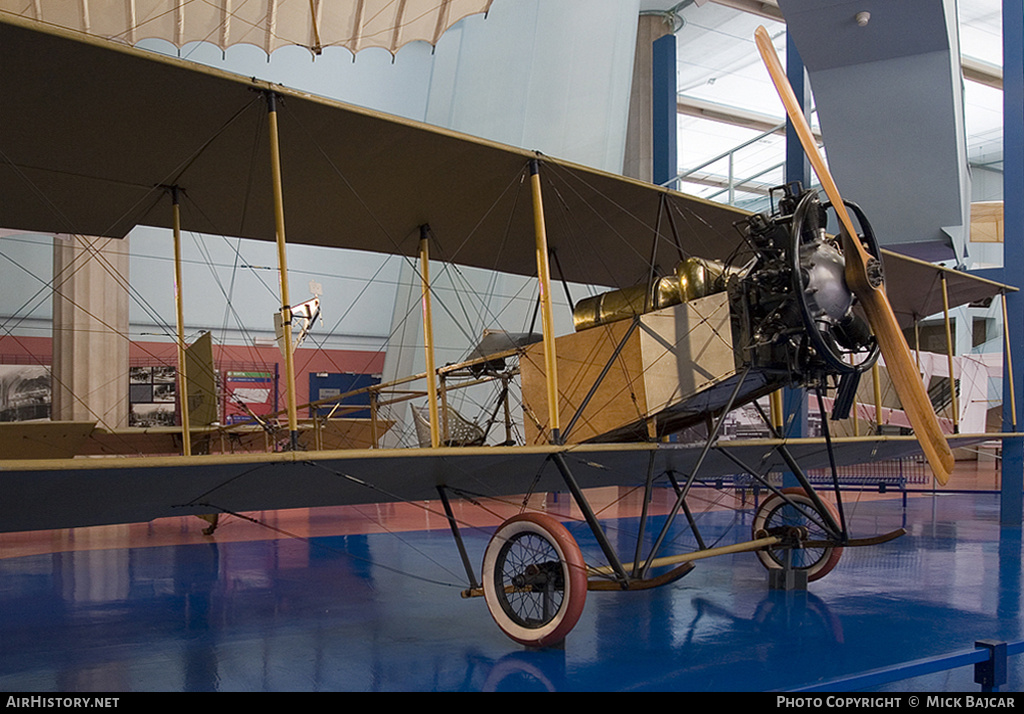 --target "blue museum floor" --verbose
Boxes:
[1,467,1022,692]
